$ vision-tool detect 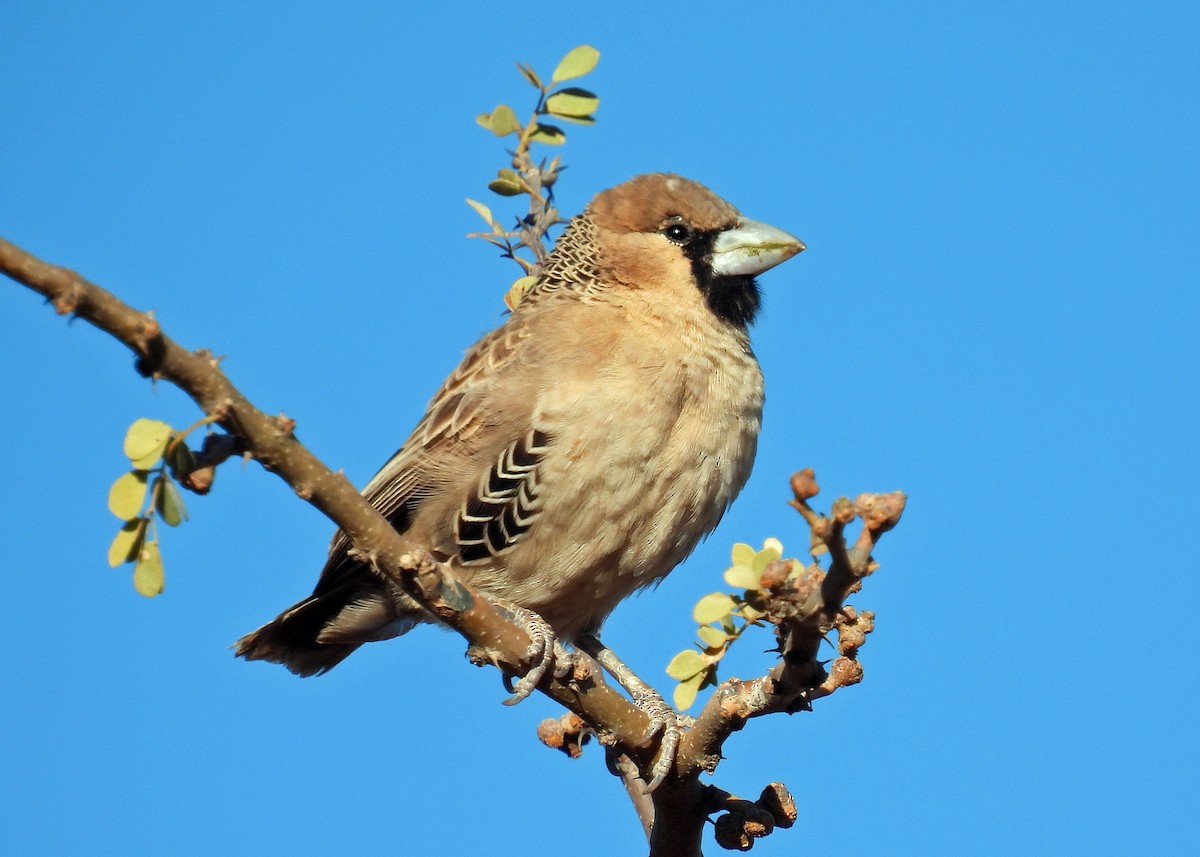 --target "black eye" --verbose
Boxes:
[663,221,694,245]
